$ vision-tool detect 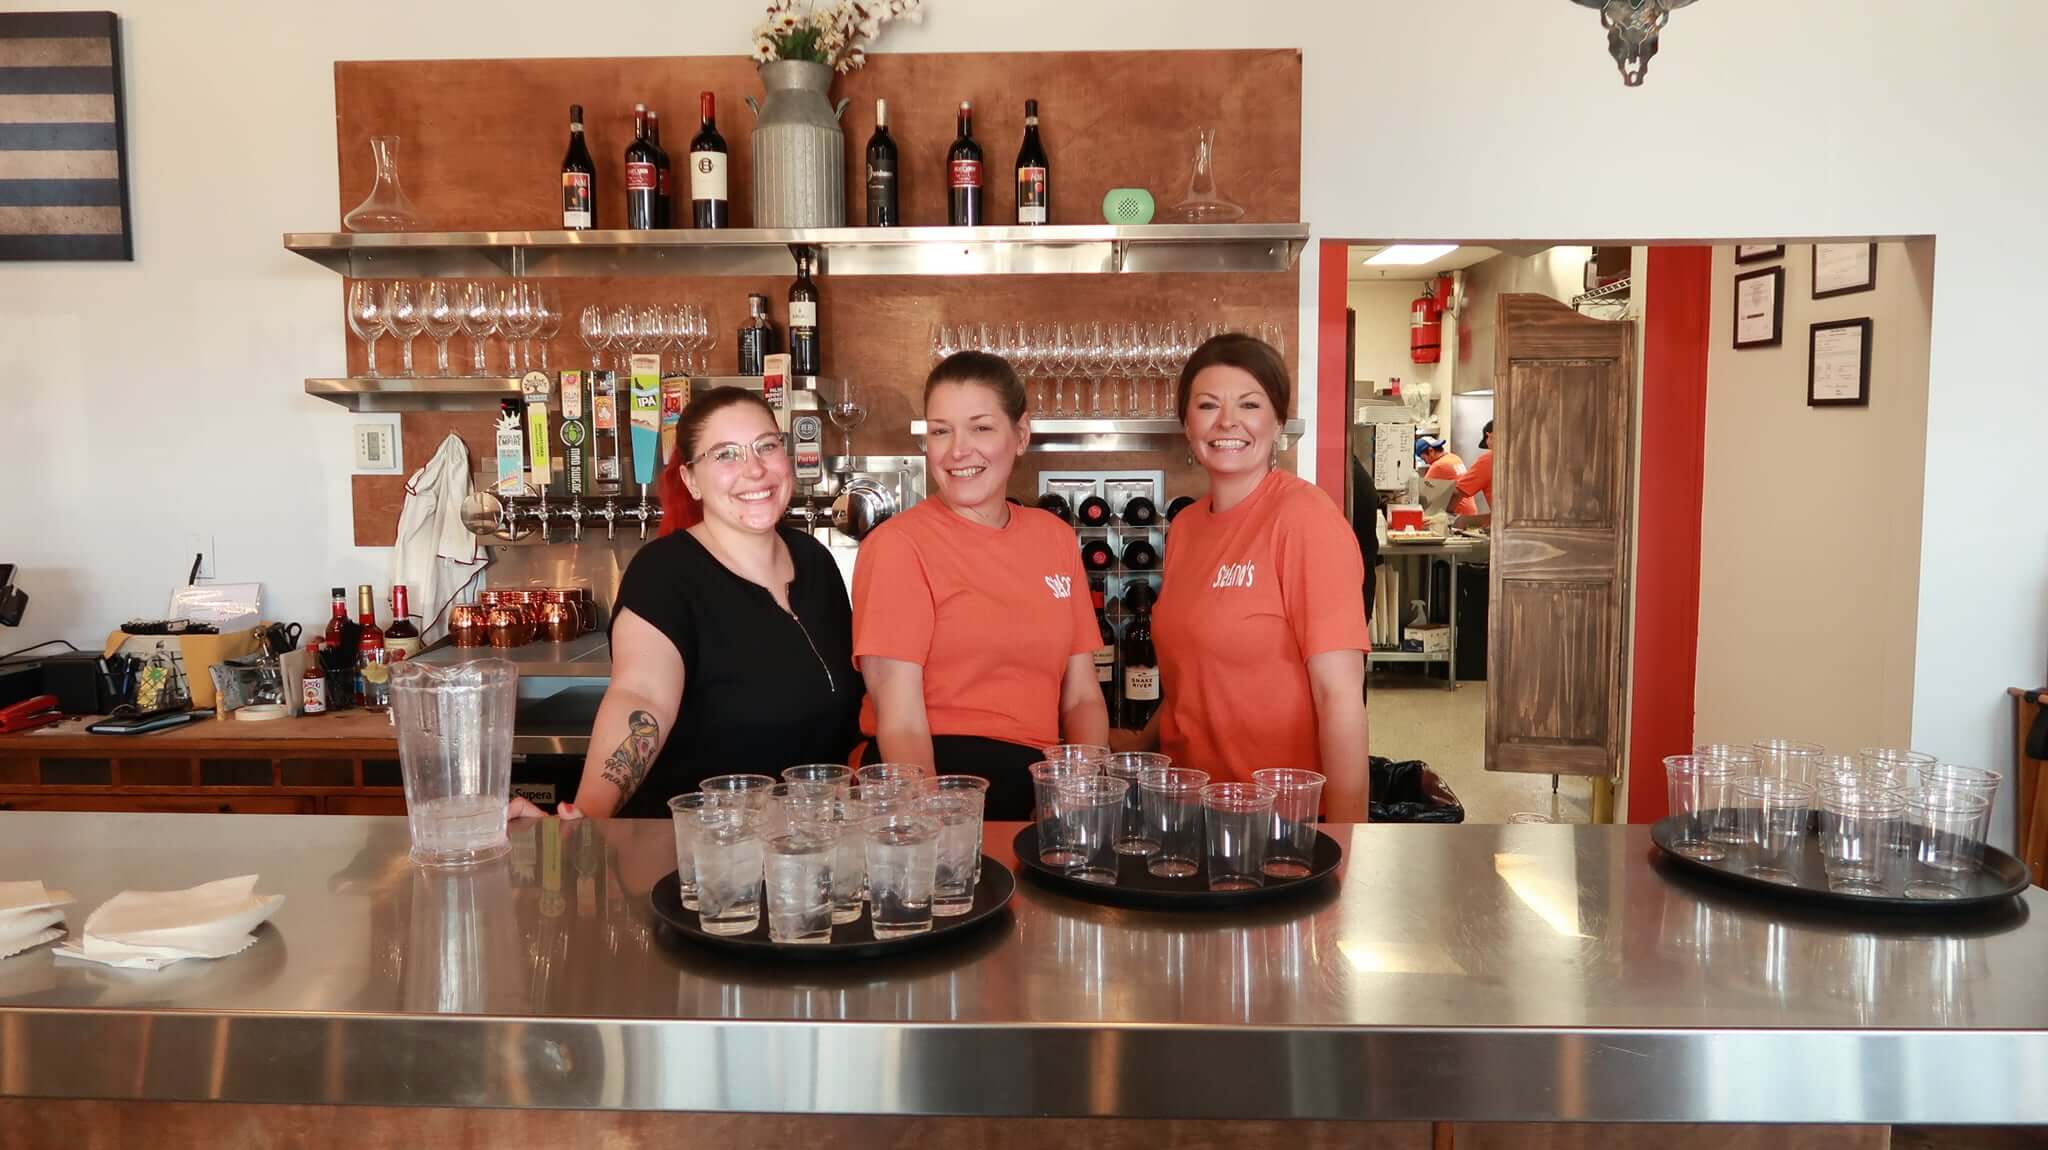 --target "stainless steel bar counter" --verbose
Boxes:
[1,812,2044,1126]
